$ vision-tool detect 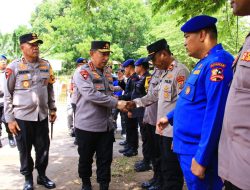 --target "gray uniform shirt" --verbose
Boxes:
[142,69,163,126]
[73,62,118,132]
[134,60,189,137]
[218,34,250,190]
[4,58,56,122]
[70,76,80,104]
[0,70,5,104]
